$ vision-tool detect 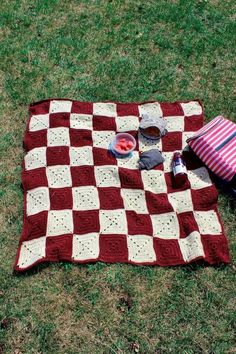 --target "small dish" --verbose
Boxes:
[110,133,136,157]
